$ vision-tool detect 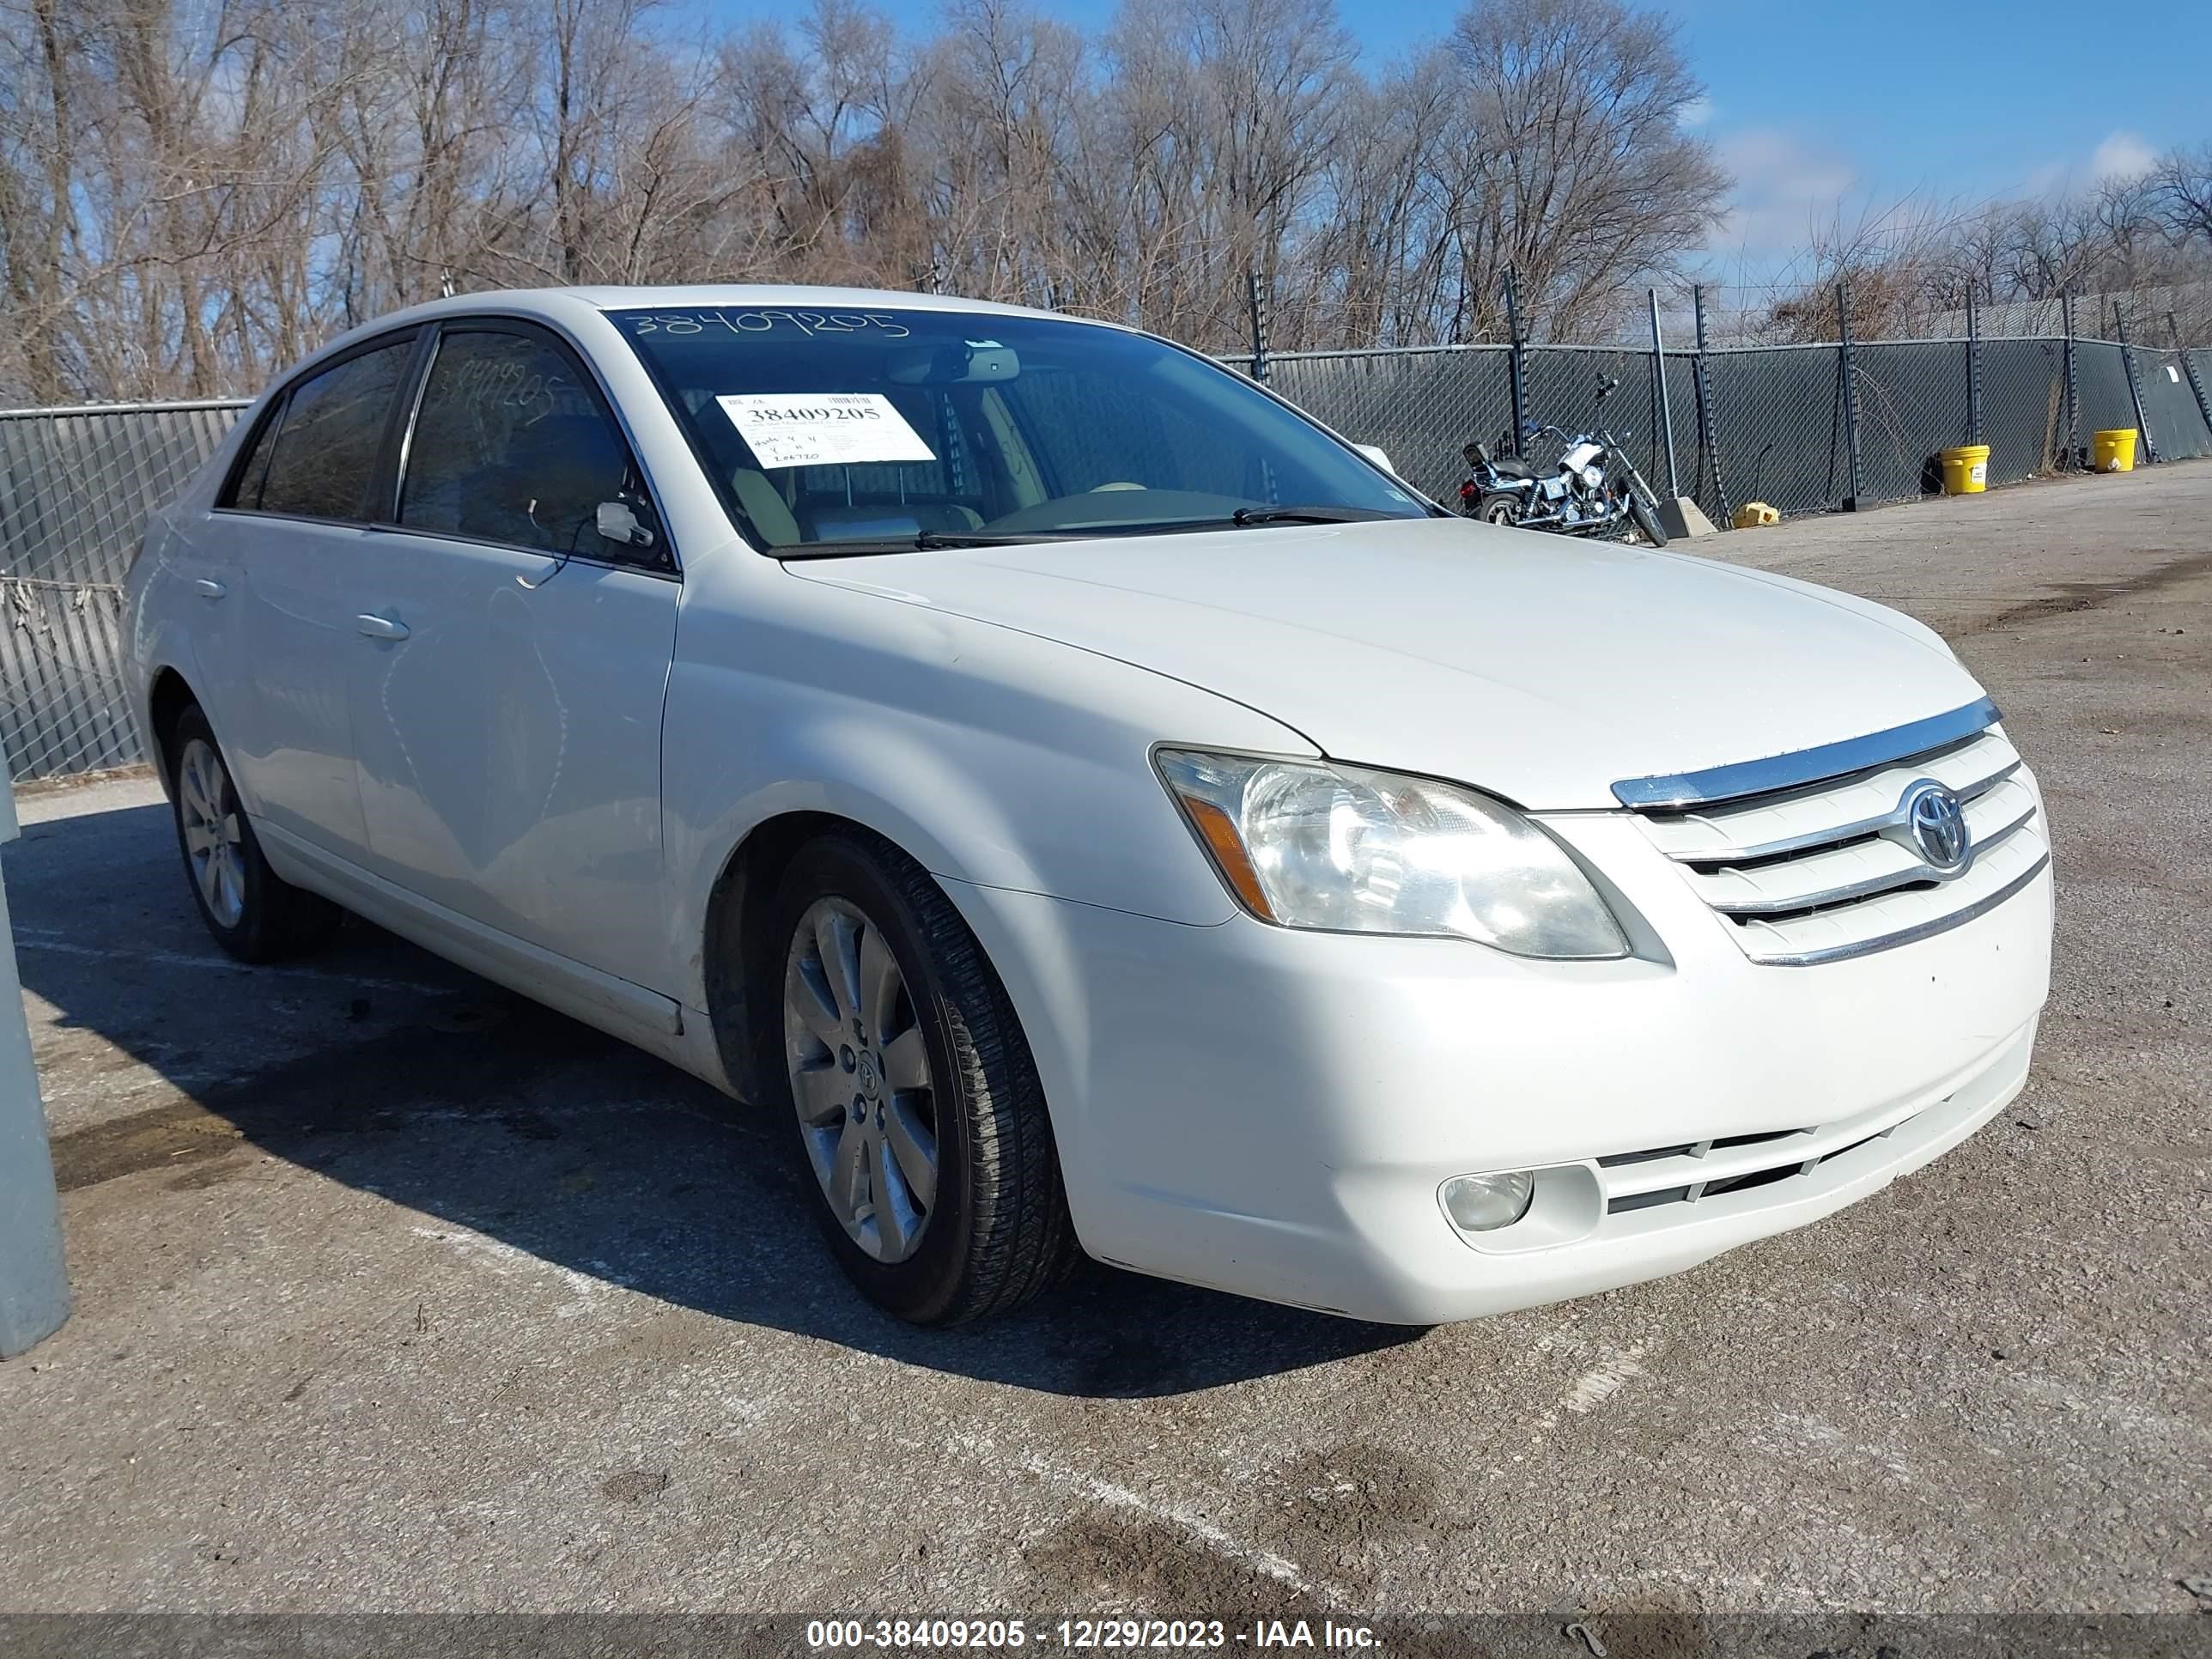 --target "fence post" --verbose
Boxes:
[1692,284,1730,523]
[1246,271,1272,383]
[2171,313,2212,441]
[1648,289,1680,498]
[1504,267,1528,459]
[1837,281,1864,511]
[2060,293,2079,469]
[2115,301,2157,464]
[1965,288,1982,444]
